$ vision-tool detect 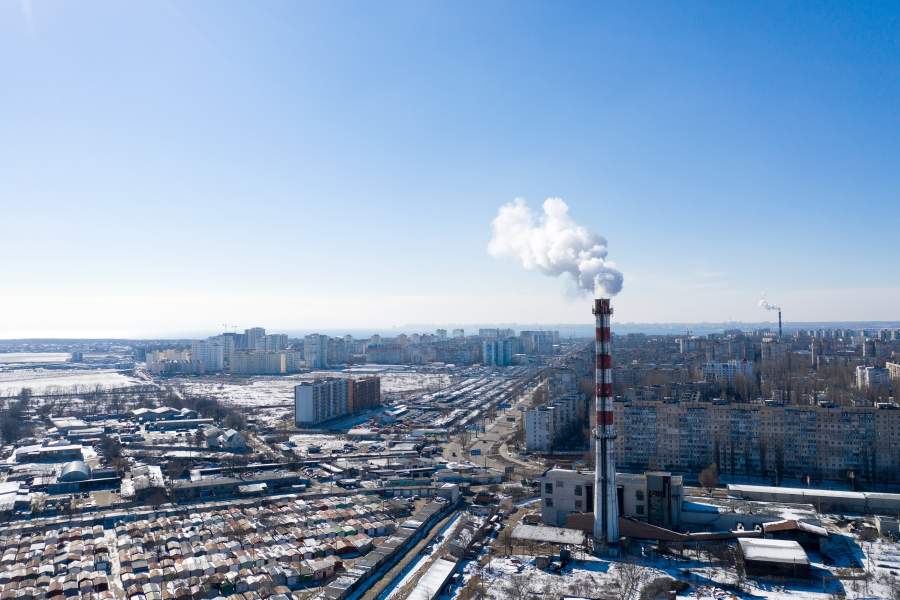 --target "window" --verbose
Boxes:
[546,498,554,507]
[636,490,645,501]
[575,500,582,510]
[636,504,644,515]
[544,483,553,494]
[575,485,582,496]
